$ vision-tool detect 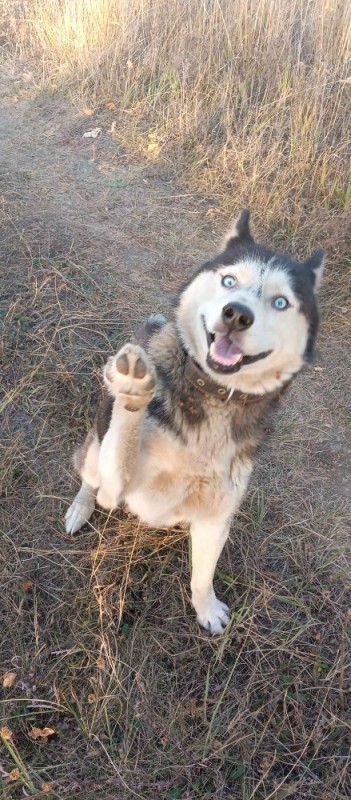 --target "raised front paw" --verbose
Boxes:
[103,344,156,410]
[194,597,230,635]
